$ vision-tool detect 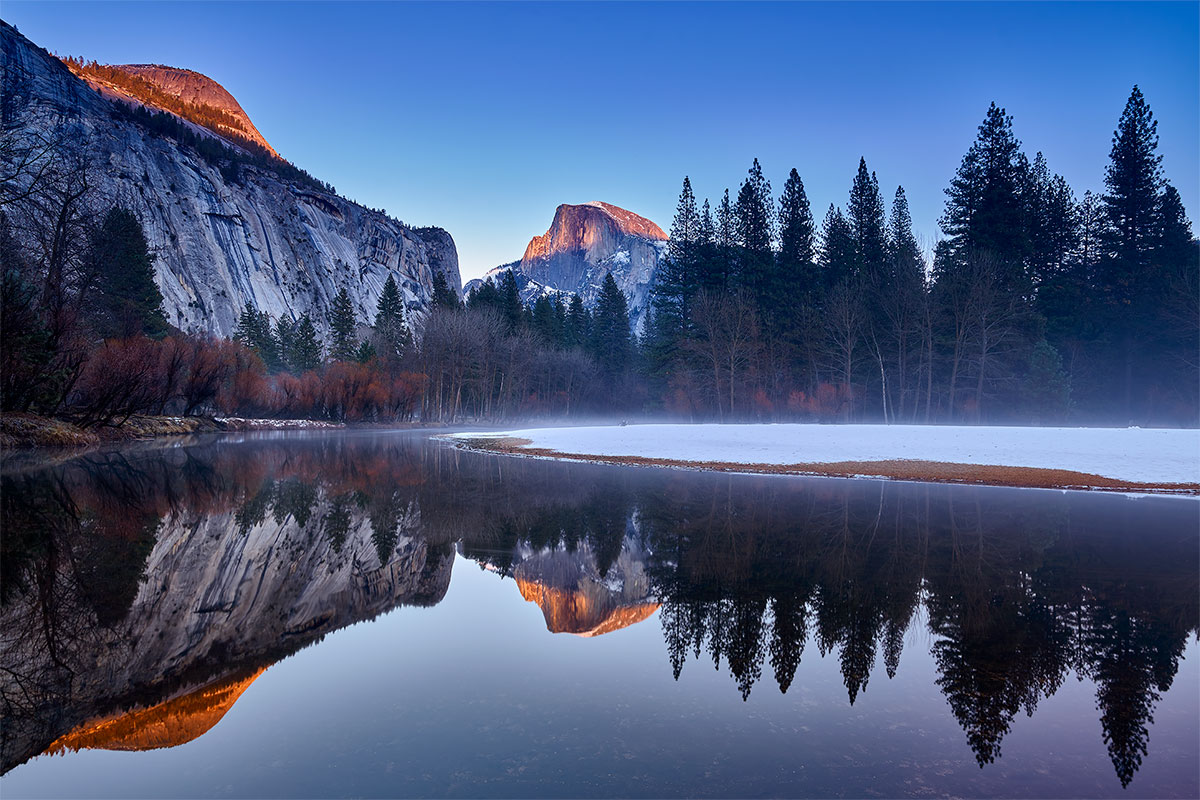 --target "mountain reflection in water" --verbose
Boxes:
[1,430,1196,793]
